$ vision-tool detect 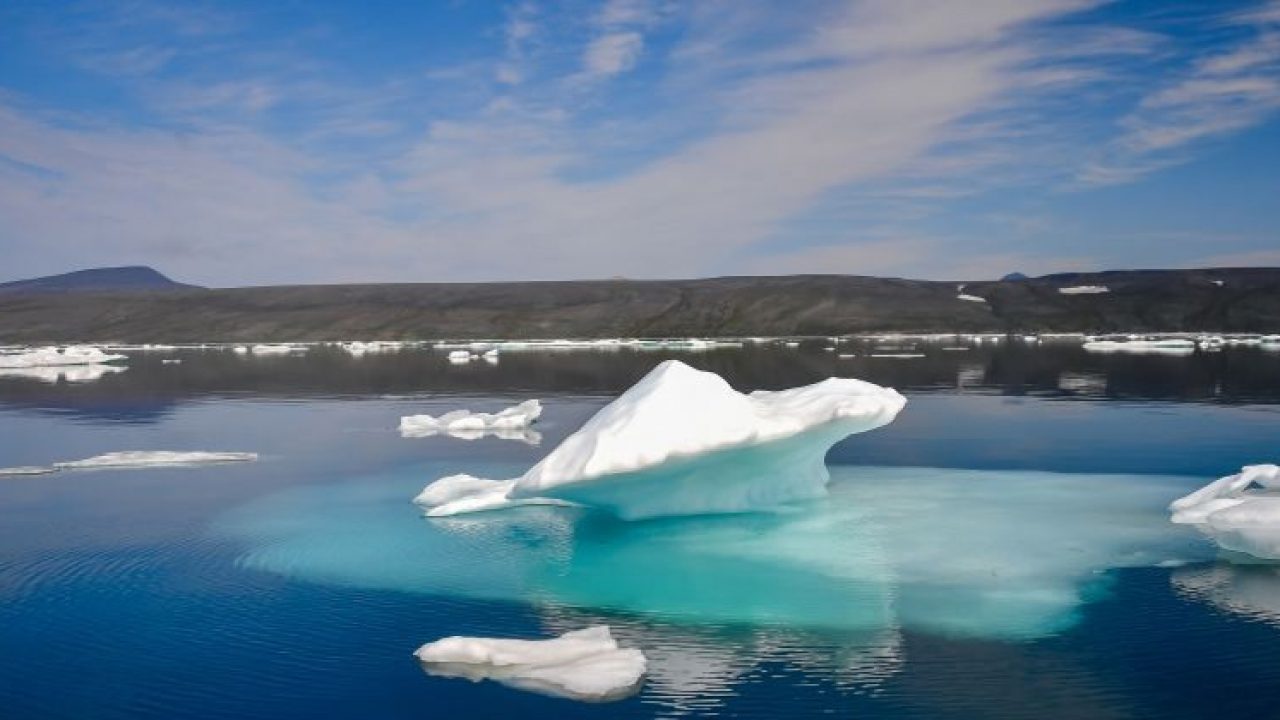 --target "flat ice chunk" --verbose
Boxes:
[54,451,259,470]
[251,344,304,355]
[1170,464,1280,560]
[1084,338,1195,355]
[0,364,127,383]
[399,400,541,442]
[414,626,646,702]
[0,345,126,368]
[1058,285,1109,295]
[0,465,57,476]
[956,294,987,303]
[414,360,905,519]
